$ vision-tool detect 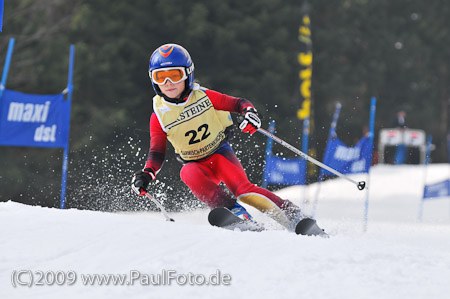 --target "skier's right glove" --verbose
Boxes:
[239,107,262,135]
[131,168,156,196]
